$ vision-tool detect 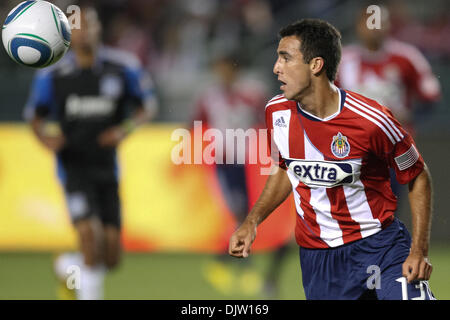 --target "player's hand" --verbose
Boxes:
[98,126,126,147]
[40,134,66,152]
[402,250,433,283]
[228,222,257,258]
